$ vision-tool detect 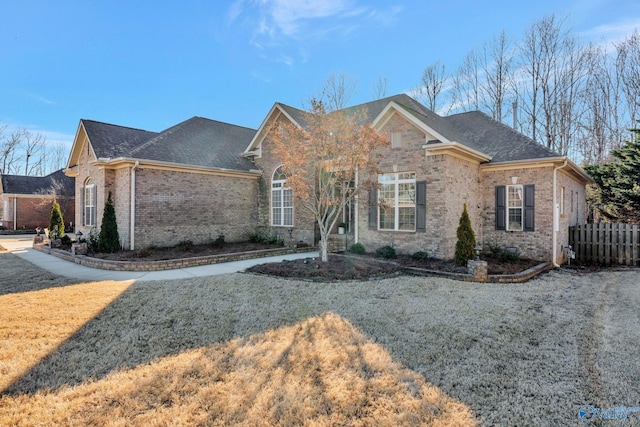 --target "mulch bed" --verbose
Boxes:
[247,253,543,281]
[247,255,402,281]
